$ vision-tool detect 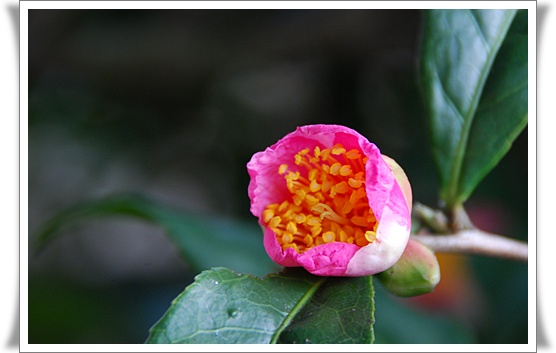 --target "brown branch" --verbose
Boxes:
[411,230,528,262]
